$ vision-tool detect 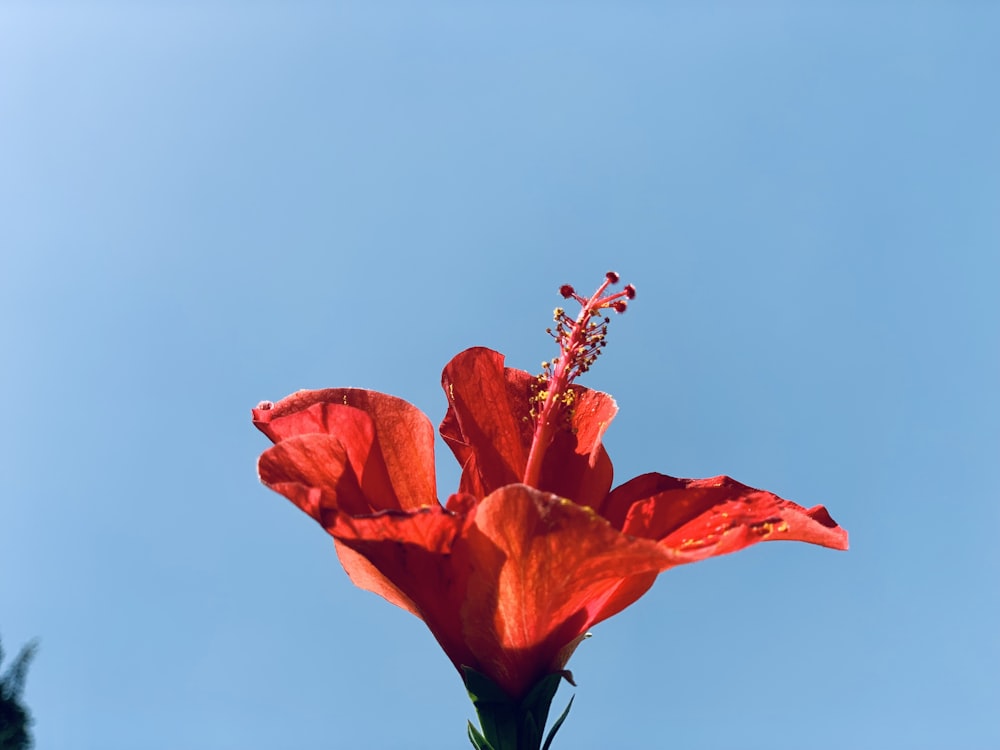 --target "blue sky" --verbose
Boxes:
[1,3,997,748]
